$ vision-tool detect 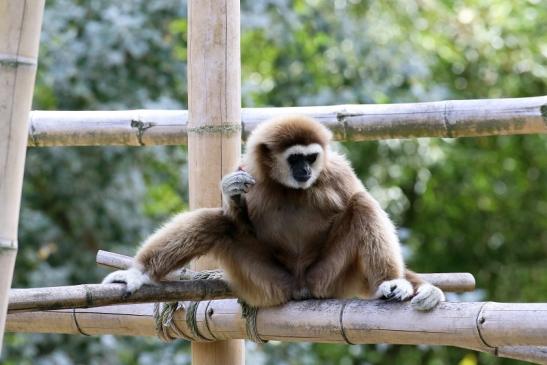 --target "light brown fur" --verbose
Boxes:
[121,116,442,308]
